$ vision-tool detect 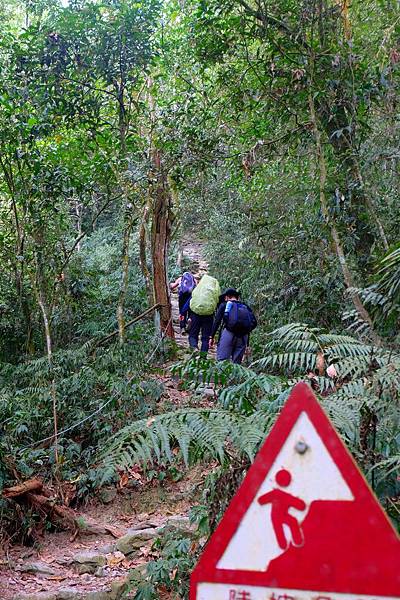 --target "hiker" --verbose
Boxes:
[210,288,257,364]
[188,274,221,353]
[170,272,196,333]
